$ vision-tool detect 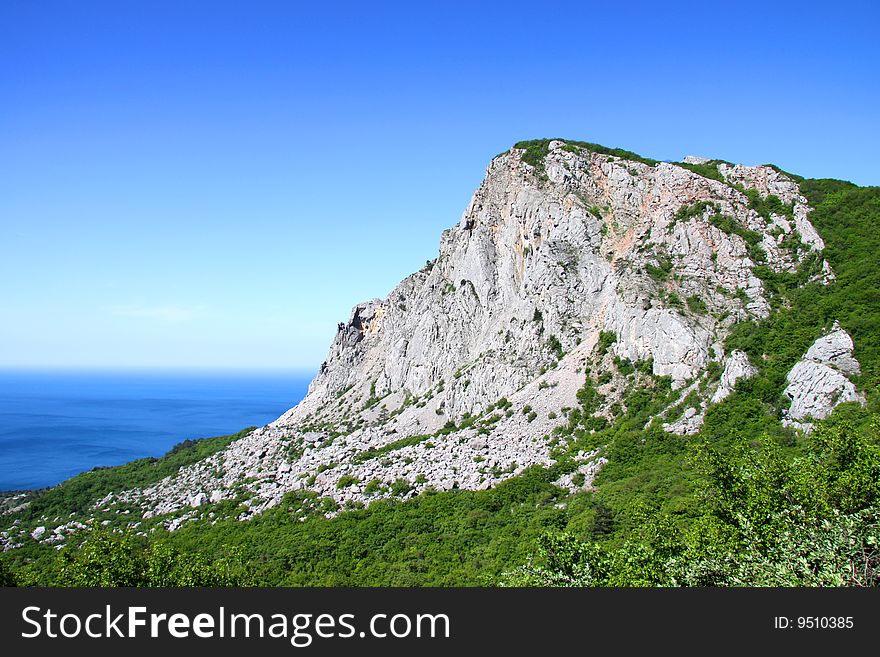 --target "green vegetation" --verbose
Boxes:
[738,185,794,221]
[351,433,433,464]
[336,475,359,490]
[645,256,673,282]
[513,138,658,178]
[547,335,564,360]
[686,295,708,315]
[596,330,617,357]
[364,478,384,495]
[674,200,717,224]
[709,213,766,263]
[507,414,880,586]
[8,427,254,524]
[726,181,880,405]
[36,530,251,586]
[674,160,730,183]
